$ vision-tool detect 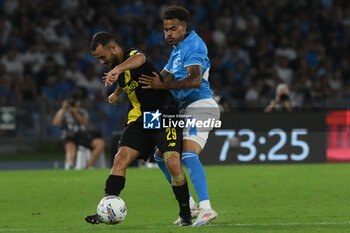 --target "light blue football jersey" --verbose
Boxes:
[164,30,213,109]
